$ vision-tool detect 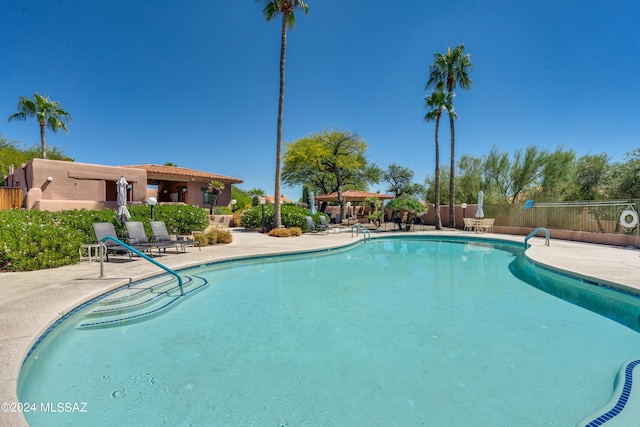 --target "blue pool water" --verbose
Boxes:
[18,237,640,426]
